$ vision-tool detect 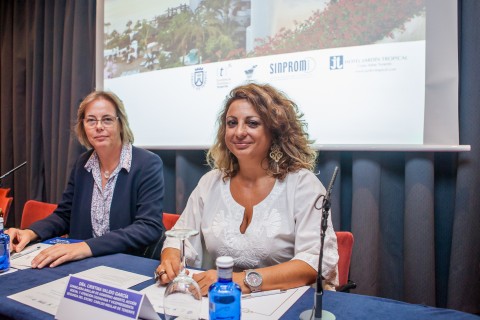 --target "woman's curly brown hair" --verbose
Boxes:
[207,83,317,181]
